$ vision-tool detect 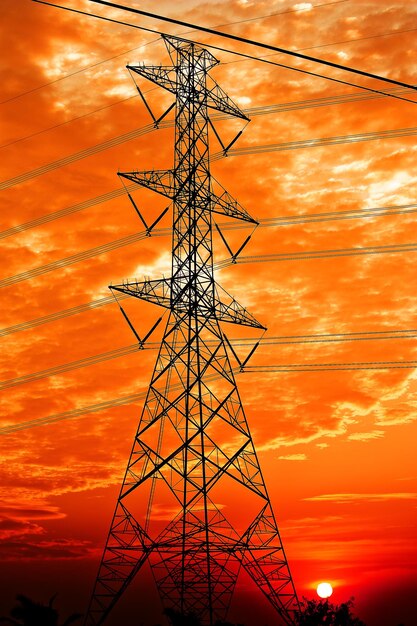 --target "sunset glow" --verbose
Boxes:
[1,1,417,626]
